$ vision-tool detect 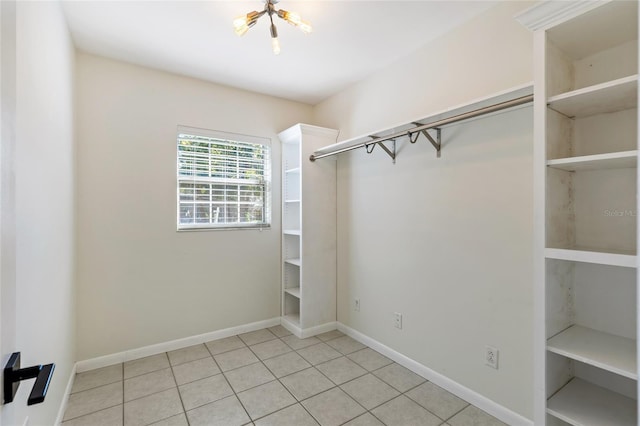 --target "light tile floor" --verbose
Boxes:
[63,326,508,426]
